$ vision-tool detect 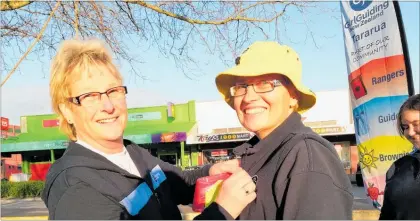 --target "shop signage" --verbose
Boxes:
[195,132,252,144]
[312,126,347,135]
[211,149,228,157]
[1,140,70,152]
[124,134,152,144]
[1,117,9,131]
[123,133,187,144]
[43,119,59,128]
[152,132,187,143]
[128,112,162,121]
